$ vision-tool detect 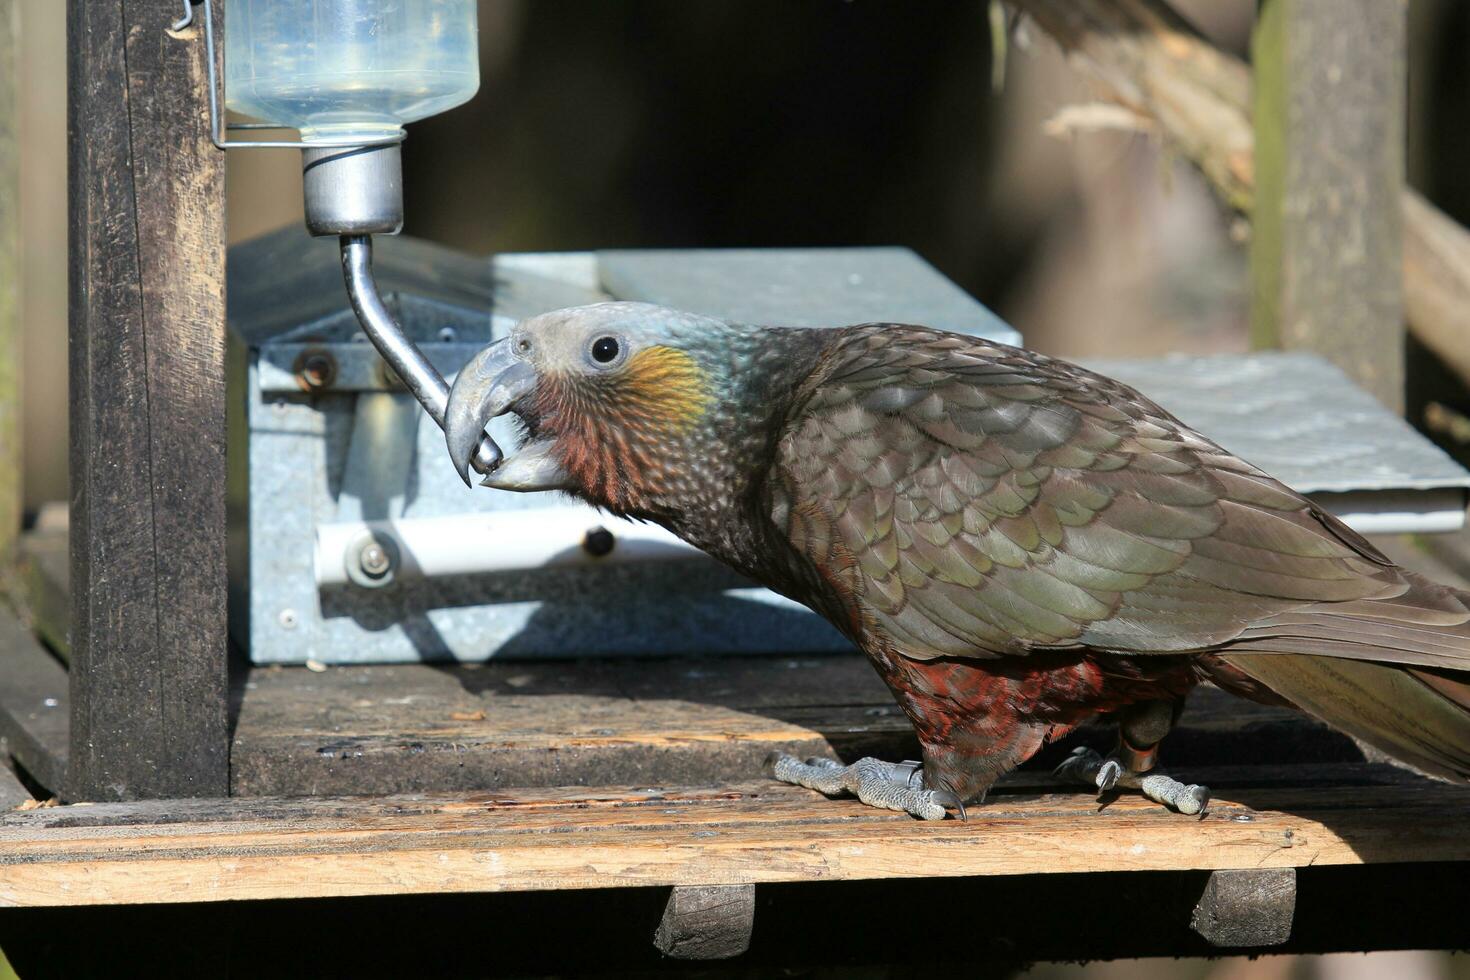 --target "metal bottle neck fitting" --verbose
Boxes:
[302,143,405,237]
